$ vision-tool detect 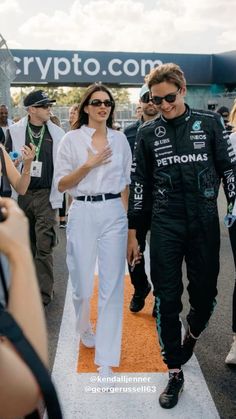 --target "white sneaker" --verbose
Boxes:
[225,335,236,365]
[80,328,95,348]
[97,366,115,389]
[97,365,114,377]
